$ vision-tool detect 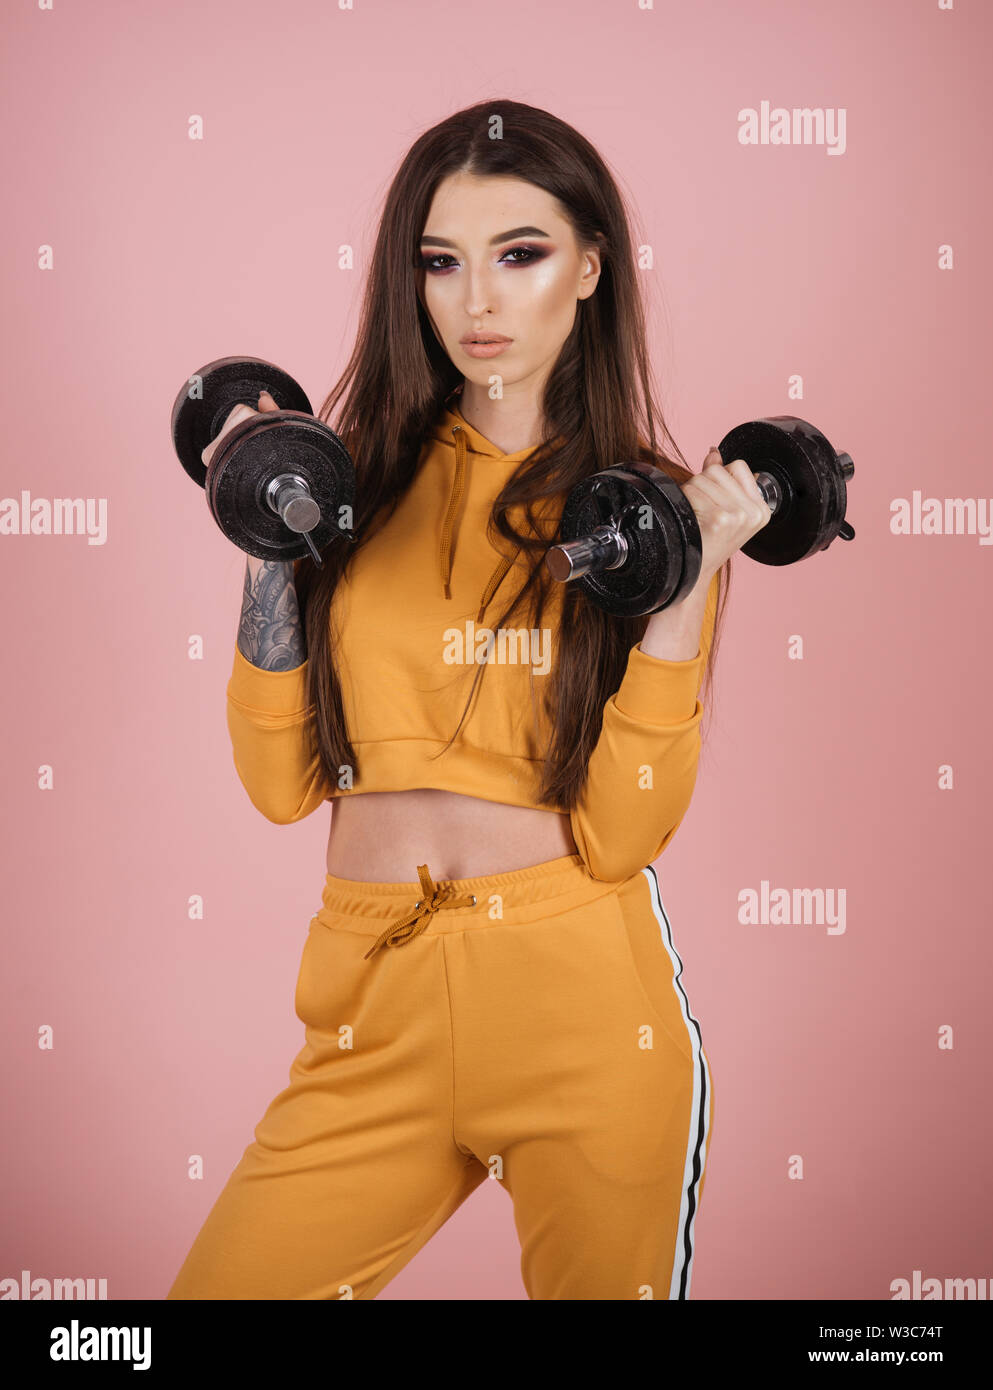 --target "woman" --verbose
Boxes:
[167,99,770,1302]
